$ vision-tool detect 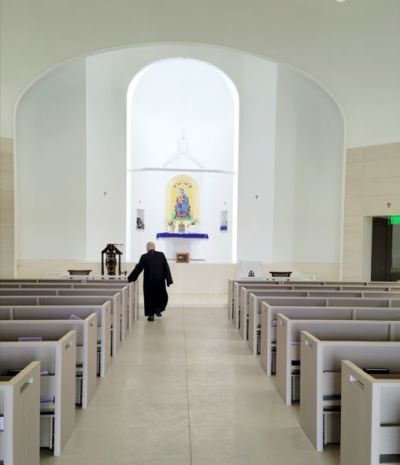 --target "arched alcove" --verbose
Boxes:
[14,43,344,279]
[126,58,239,262]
